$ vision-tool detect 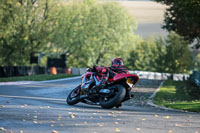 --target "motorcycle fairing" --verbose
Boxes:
[81,72,93,79]
[112,73,139,84]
